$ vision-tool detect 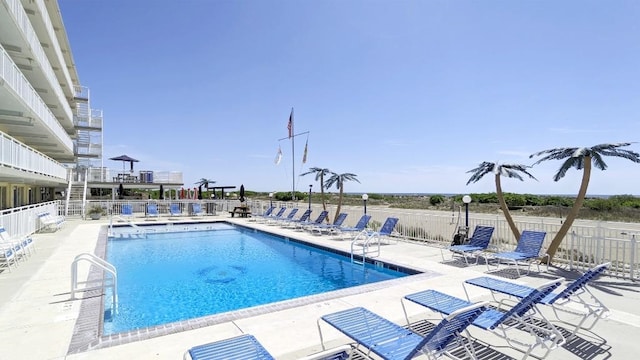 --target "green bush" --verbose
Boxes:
[585,198,620,211]
[429,194,444,206]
